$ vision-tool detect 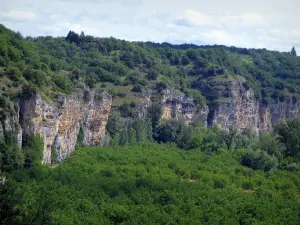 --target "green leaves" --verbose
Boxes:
[53,74,73,94]
[147,103,162,132]
[23,135,44,168]
[275,118,300,159]
[2,143,300,224]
